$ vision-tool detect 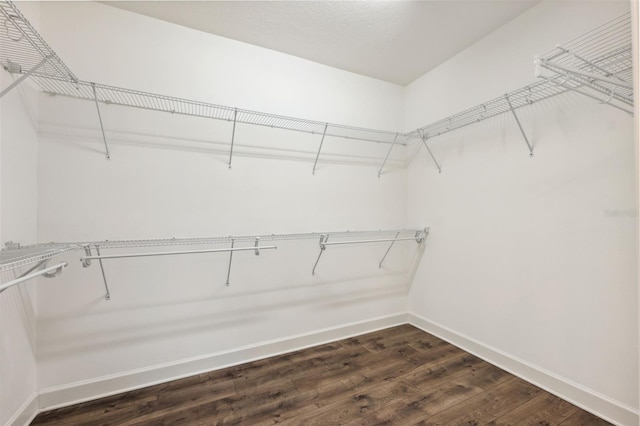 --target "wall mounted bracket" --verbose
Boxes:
[378,133,399,178]
[505,94,534,157]
[0,261,67,294]
[0,55,49,98]
[418,130,441,173]
[228,108,238,170]
[312,124,329,175]
[91,82,111,160]
[311,234,328,276]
